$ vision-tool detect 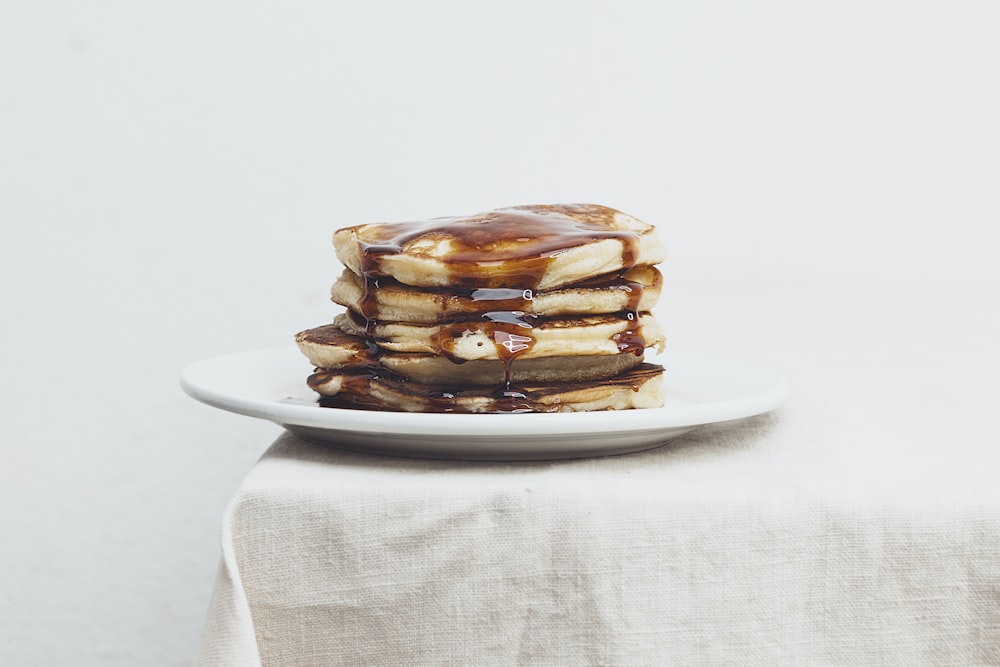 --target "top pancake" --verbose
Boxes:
[333,203,666,291]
